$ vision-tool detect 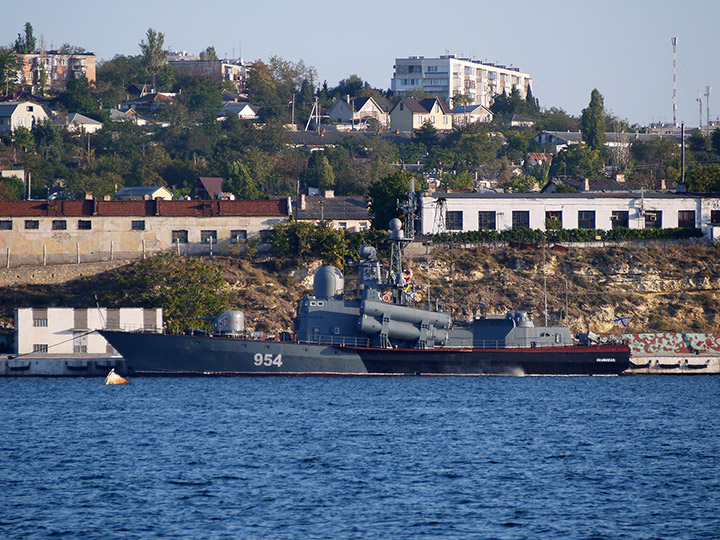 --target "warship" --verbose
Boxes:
[100,188,630,376]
